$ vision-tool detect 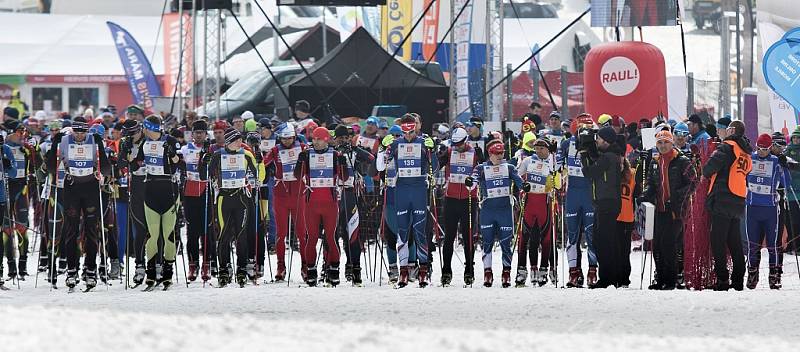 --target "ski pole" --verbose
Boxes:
[97,172,109,289]
[203,160,210,287]
[50,180,59,290]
